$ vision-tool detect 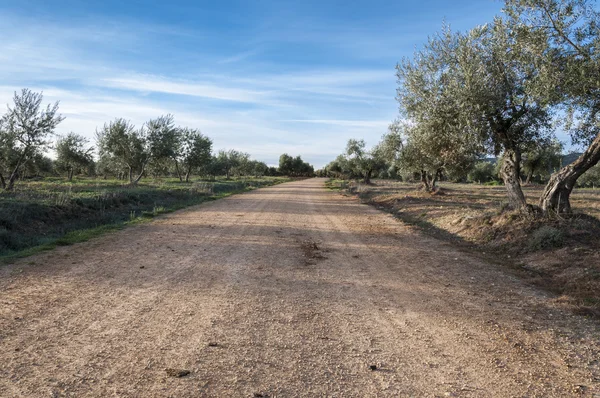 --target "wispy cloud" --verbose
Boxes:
[101,75,272,103]
[0,7,403,167]
[284,119,390,128]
